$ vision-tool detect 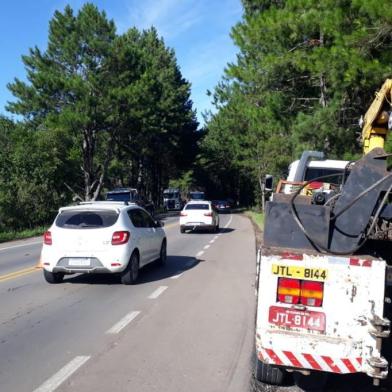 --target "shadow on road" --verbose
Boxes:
[183,228,235,235]
[62,255,198,285]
